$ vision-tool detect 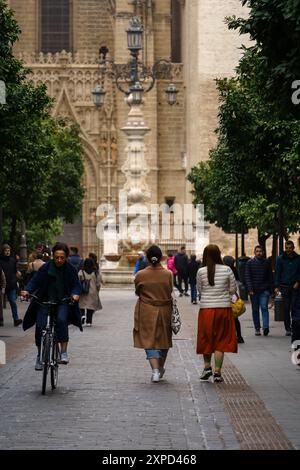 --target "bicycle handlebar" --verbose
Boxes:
[22,293,76,306]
